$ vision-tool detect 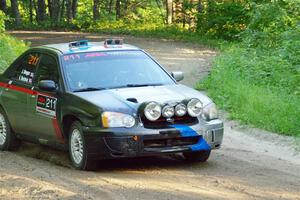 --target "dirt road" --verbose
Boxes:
[1,31,299,200]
